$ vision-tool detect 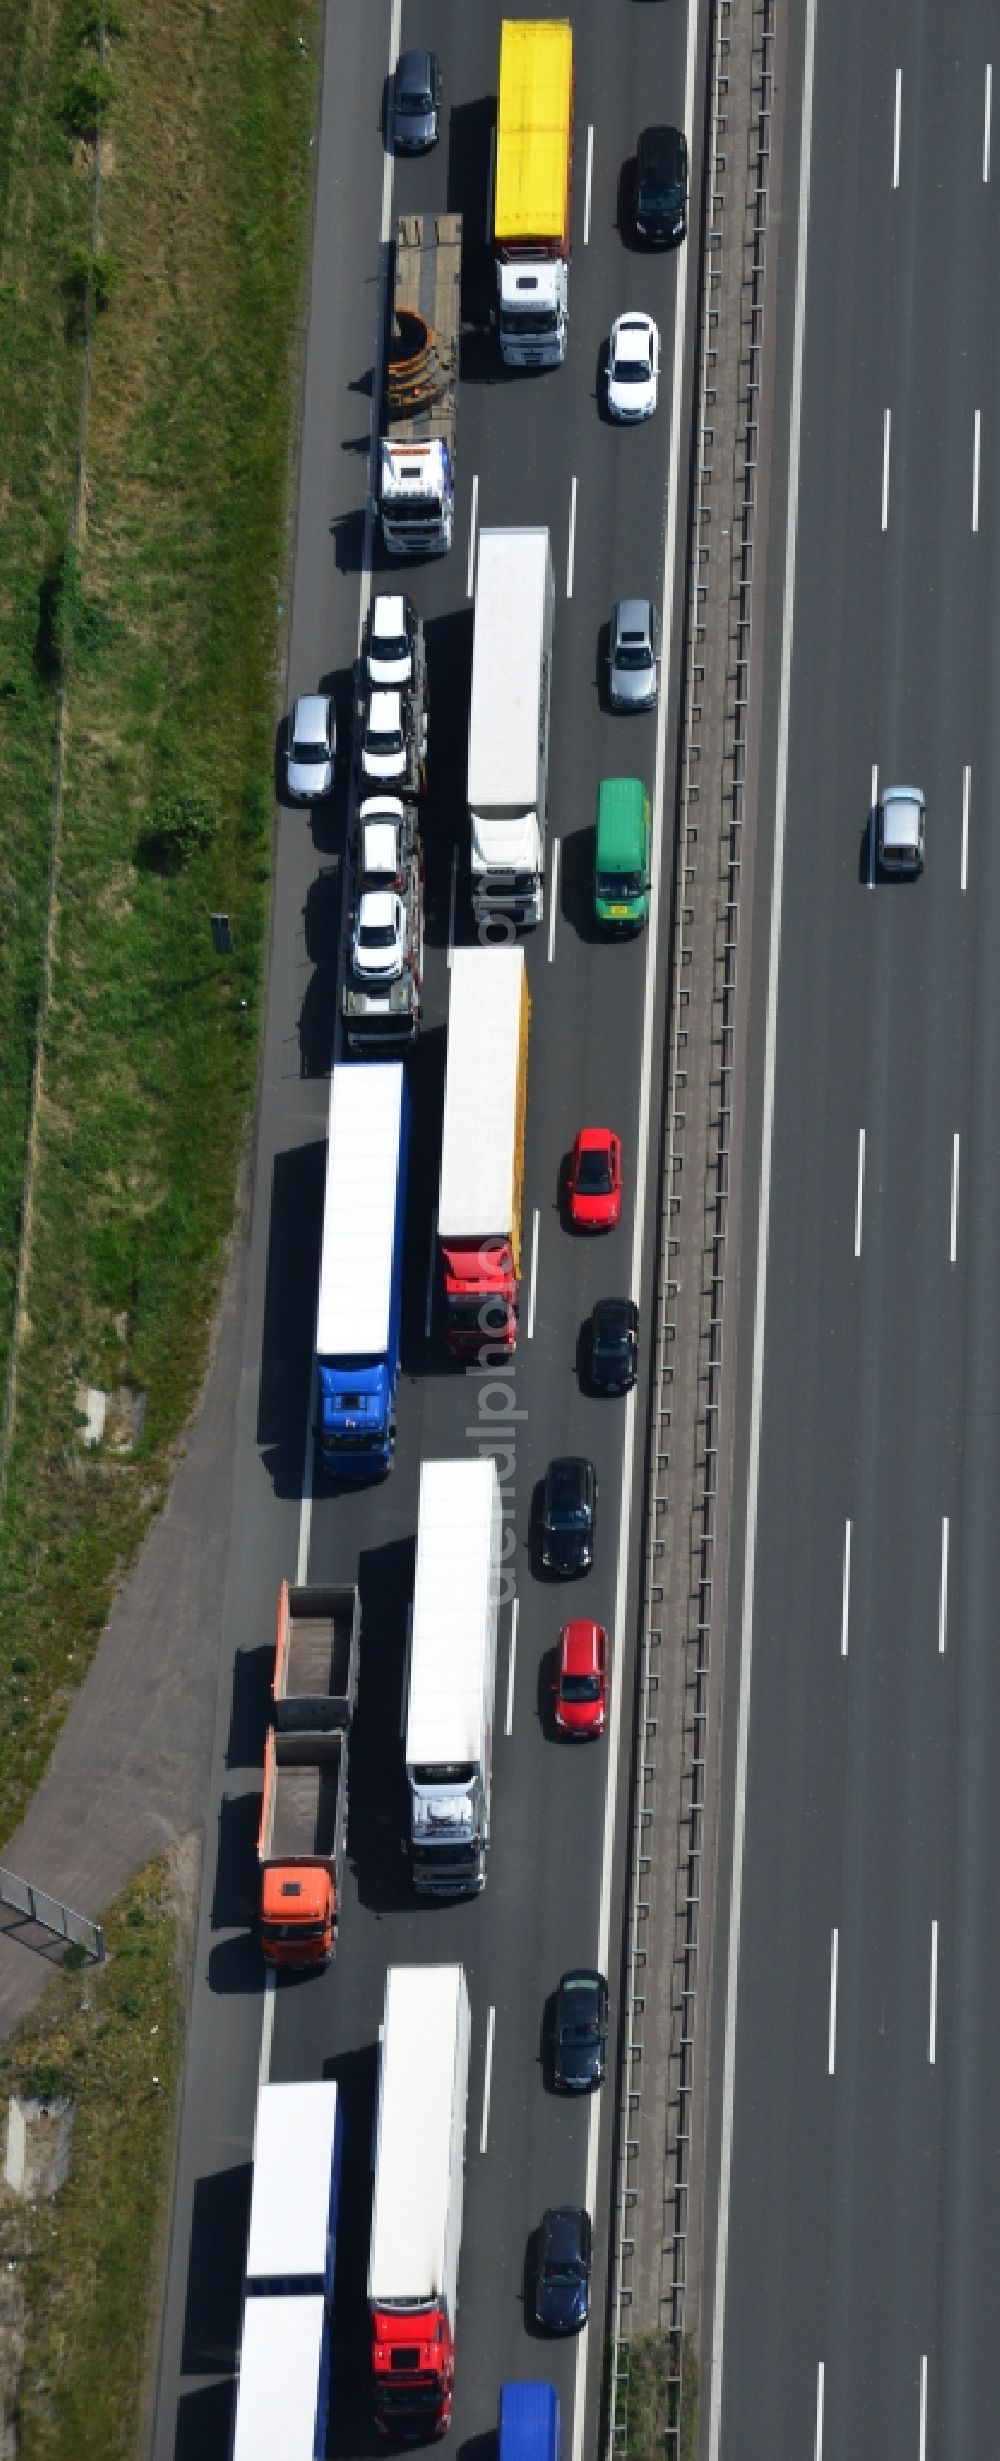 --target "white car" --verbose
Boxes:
[286,694,336,799]
[607,313,660,422]
[365,595,420,691]
[352,889,406,983]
